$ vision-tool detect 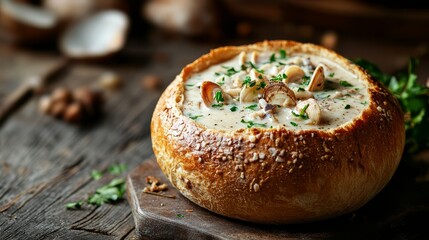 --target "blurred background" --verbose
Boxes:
[1,0,429,74]
[1,1,429,239]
